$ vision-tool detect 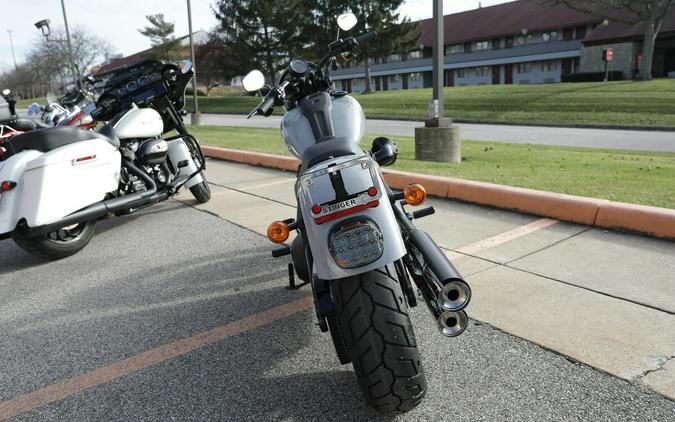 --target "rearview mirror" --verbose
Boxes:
[337,13,357,31]
[242,70,265,92]
[27,103,41,116]
[1,88,10,97]
[179,60,192,74]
